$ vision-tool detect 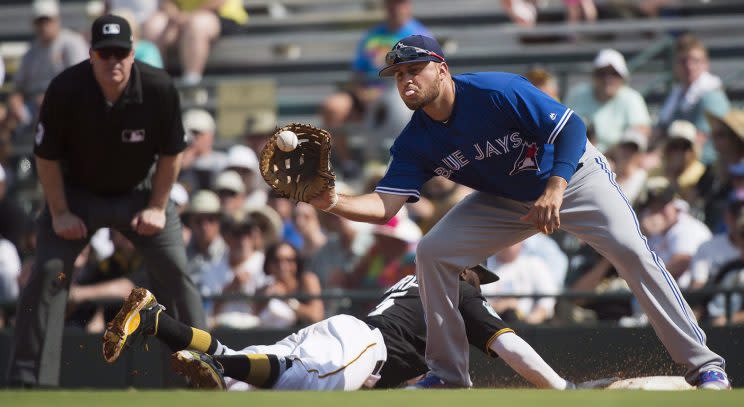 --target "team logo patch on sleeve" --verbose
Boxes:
[508,142,540,175]
[122,129,146,143]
